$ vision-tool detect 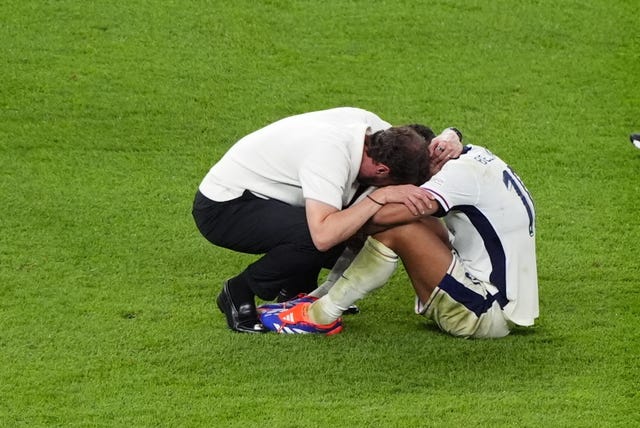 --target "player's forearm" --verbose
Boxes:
[370,203,436,227]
